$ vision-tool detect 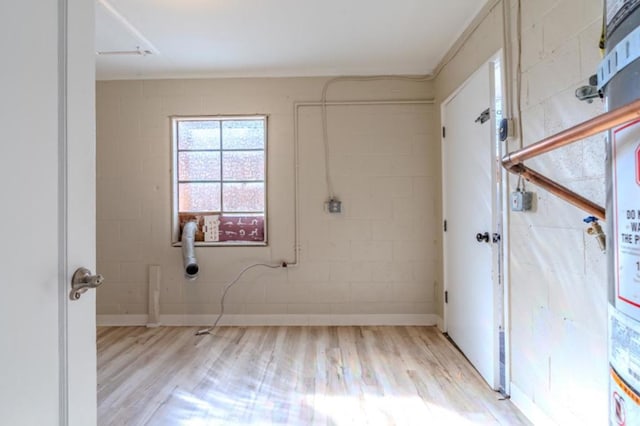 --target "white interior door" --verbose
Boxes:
[442,61,498,388]
[0,1,96,425]
[67,0,98,424]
